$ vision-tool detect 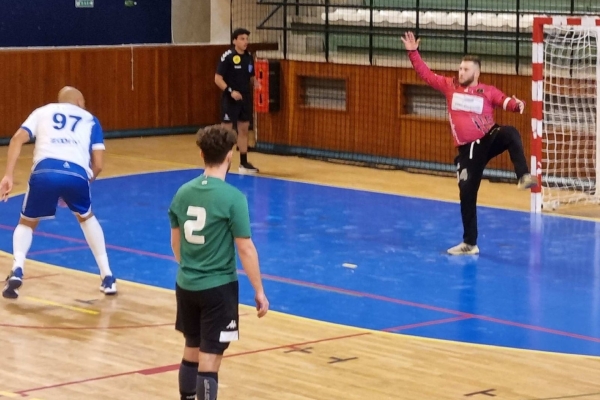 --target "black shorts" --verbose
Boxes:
[175,280,239,354]
[221,94,252,124]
